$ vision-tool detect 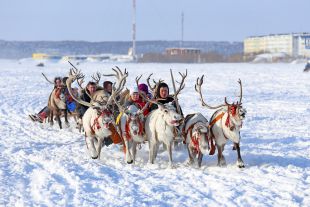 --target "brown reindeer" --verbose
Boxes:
[47,84,69,129]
